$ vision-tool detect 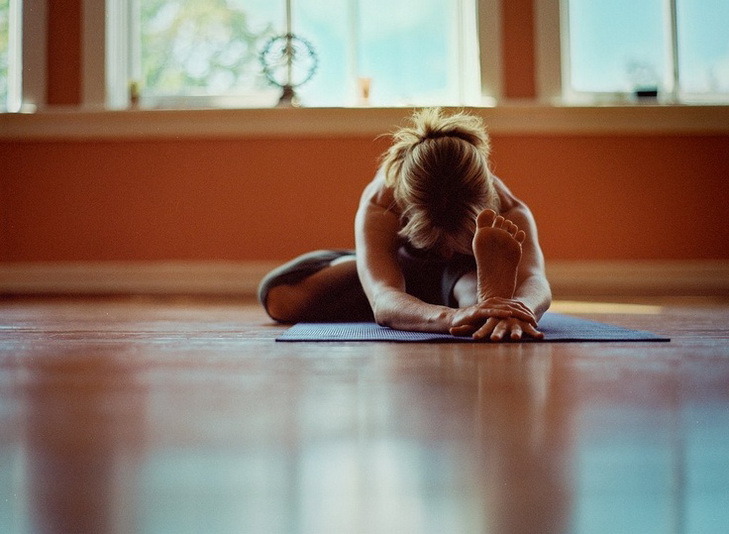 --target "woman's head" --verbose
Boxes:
[381,108,499,256]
